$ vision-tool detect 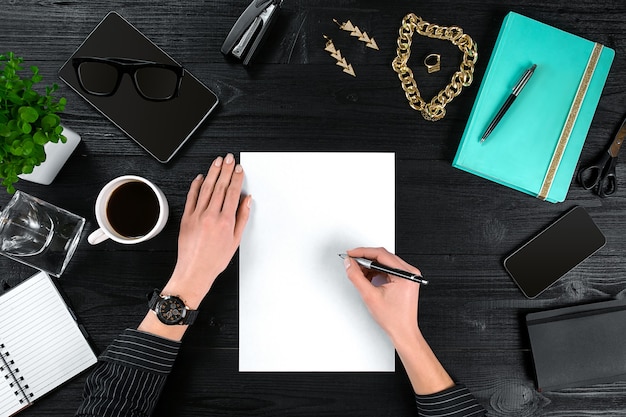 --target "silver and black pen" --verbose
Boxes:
[338,254,428,285]
[481,63,537,142]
